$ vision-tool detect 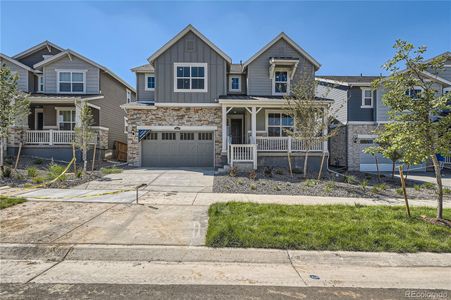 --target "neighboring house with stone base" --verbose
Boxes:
[123,24,332,170]
[316,51,451,172]
[1,41,135,161]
